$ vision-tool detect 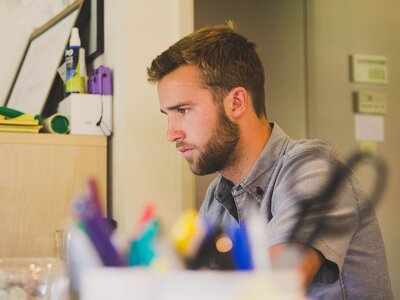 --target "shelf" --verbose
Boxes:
[0,133,107,257]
